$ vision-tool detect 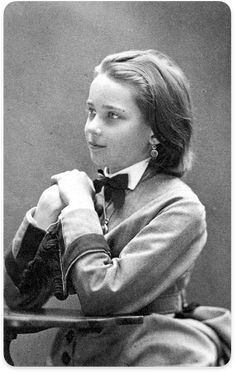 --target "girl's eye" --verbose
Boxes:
[87,108,96,119]
[108,112,119,120]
